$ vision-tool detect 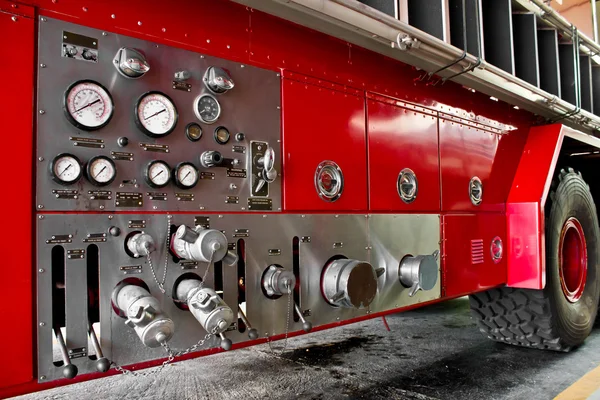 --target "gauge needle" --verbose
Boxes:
[95,166,107,178]
[182,171,191,182]
[58,164,72,176]
[152,170,164,180]
[75,99,101,113]
[144,109,166,120]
